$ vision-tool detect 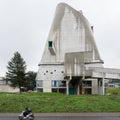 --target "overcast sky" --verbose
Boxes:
[0,0,120,76]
